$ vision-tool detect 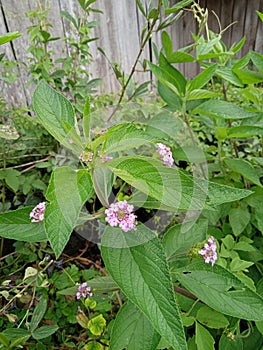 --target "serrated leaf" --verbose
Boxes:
[165,0,193,14]
[227,126,263,138]
[157,82,182,110]
[104,156,252,211]
[175,262,263,321]
[187,89,219,101]
[233,68,263,84]
[187,65,217,92]
[32,80,81,153]
[85,276,119,293]
[196,306,229,329]
[32,325,59,340]
[163,219,207,259]
[101,225,187,350]
[0,207,47,242]
[225,158,262,187]
[30,298,47,332]
[109,301,161,350]
[192,100,257,119]
[45,167,94,258]
[229,207,251,236]
[215,67,243,87]
[99,123,155,155]
[0,31,21,45]
[195,322,215,350]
